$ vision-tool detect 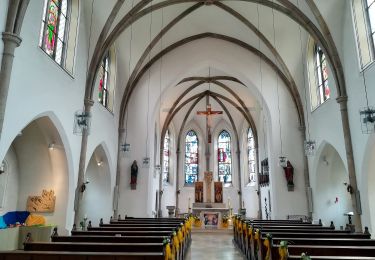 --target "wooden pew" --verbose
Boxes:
[24,242,164,253]
[233,217,372,260]
[272,244,375,258]
[0,251,165,260]
[259,231,373,260]
[52,235,166,243]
